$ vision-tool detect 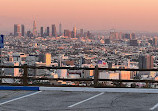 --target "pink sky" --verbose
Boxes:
[1,0,158,33]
